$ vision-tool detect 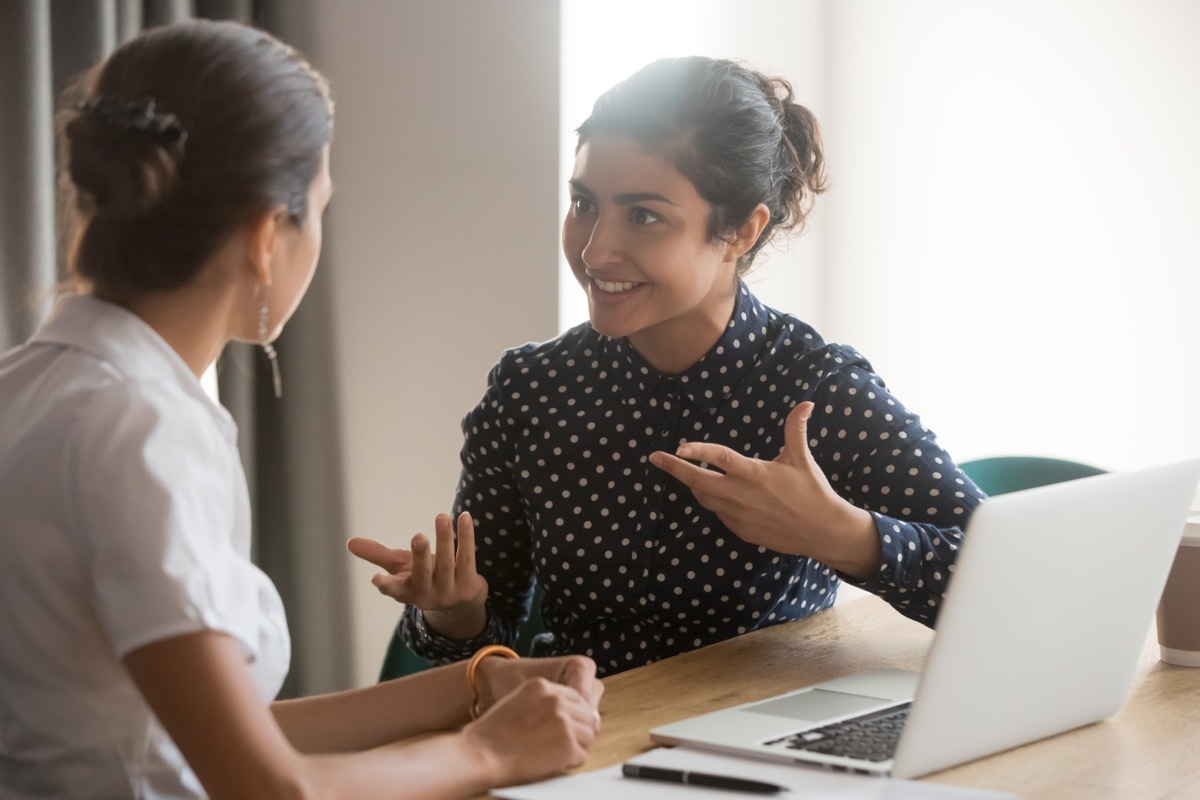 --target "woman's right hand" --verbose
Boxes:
[347,511,489,640]
[461,678,600,786]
